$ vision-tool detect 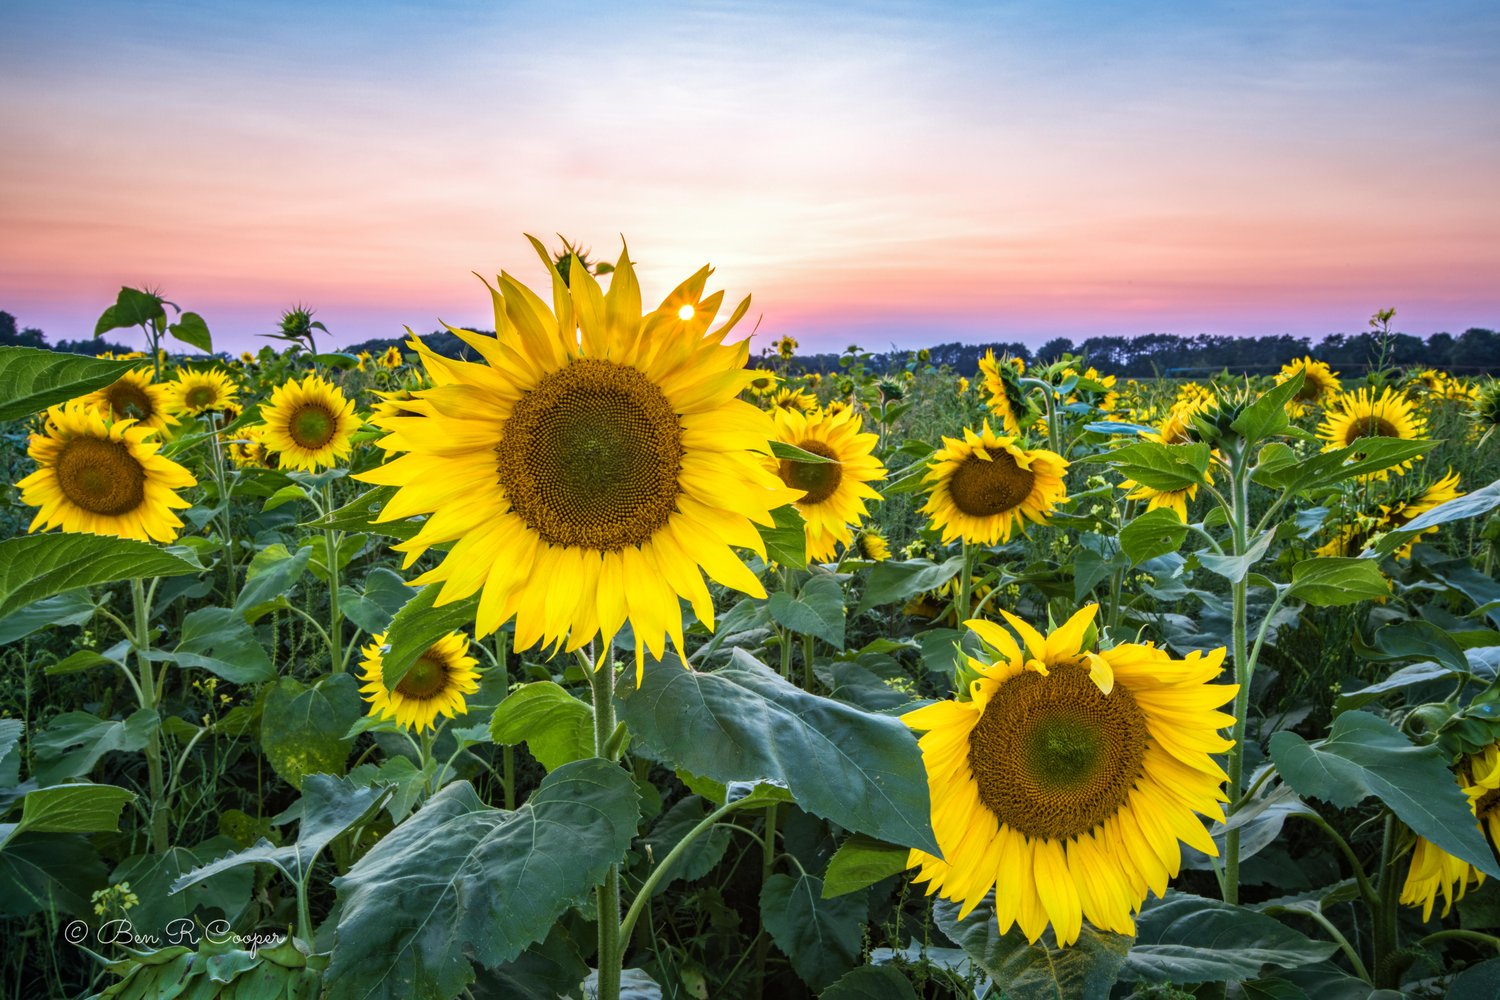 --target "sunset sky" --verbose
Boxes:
[2,1,1498,354]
